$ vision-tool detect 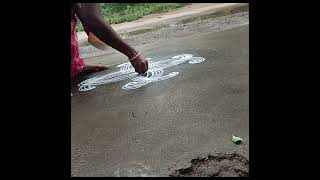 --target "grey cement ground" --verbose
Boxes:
[71,24,249,177]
